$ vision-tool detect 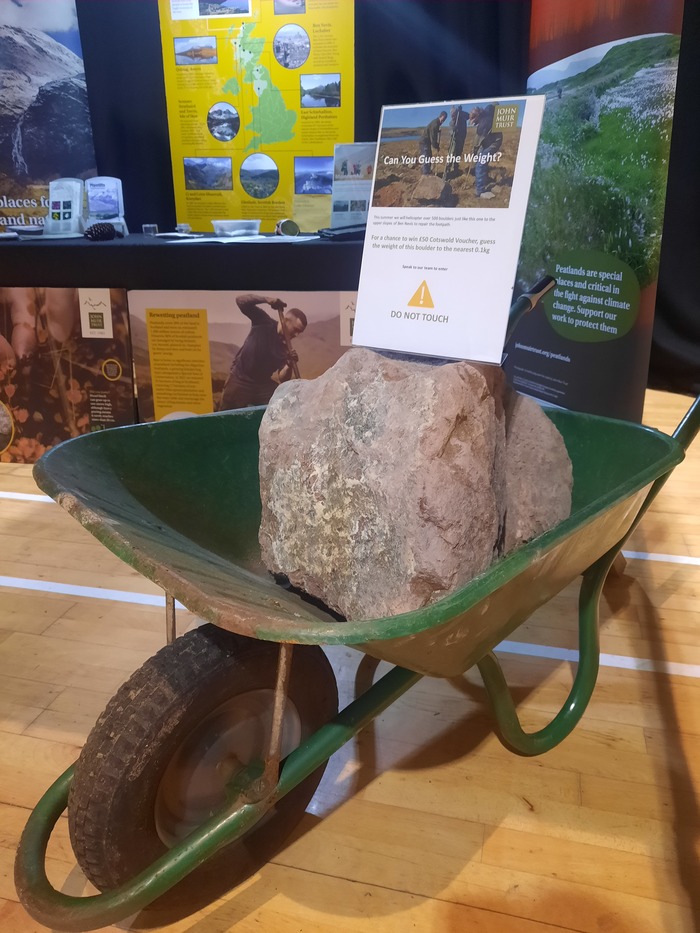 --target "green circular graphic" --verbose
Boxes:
[544,249,640,343]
